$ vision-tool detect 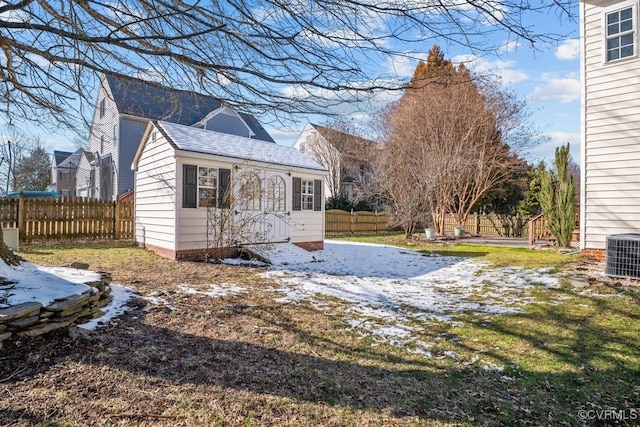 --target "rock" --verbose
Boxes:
[8,314,41,329]
[70,262,89,270]
[0,331,12,342]
[87,280,109,292]
[45,294,91,313]
[0,302,42,323]
[19,316,76,337]
[0,324,6,333]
